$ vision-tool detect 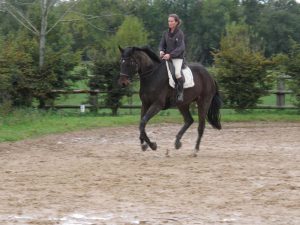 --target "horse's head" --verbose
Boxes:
[118,46,138,87]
